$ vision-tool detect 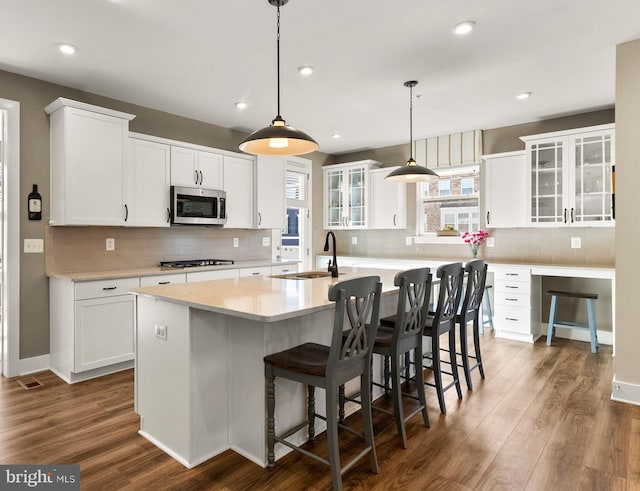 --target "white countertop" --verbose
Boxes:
[131,266,401,323]
[46,259,300,282]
